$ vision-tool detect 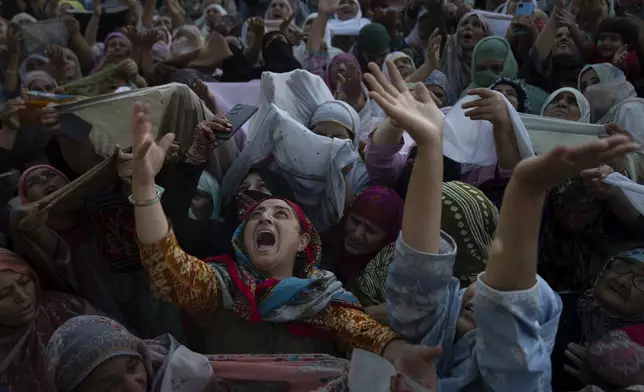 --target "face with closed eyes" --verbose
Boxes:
[0,270,38,328]
[76,356,147,392]
[343,212,388,255]
[23,167,69,203]
[543,91,582,121]
[595,257,644,317]
[242,199,310,278]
